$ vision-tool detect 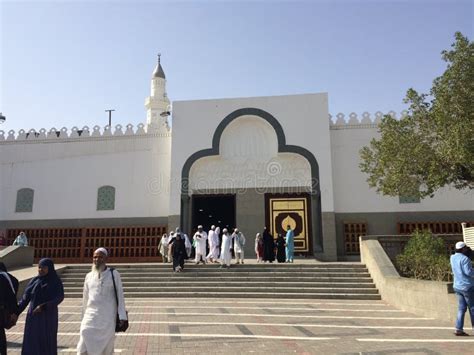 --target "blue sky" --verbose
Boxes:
[1,0,472,132]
